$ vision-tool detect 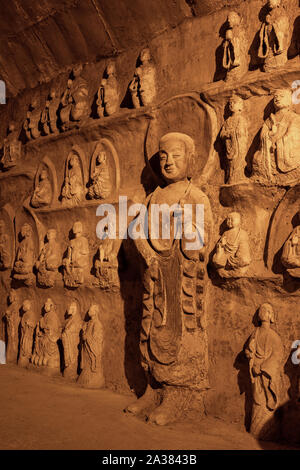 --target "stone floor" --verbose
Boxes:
[0,365,296,450]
